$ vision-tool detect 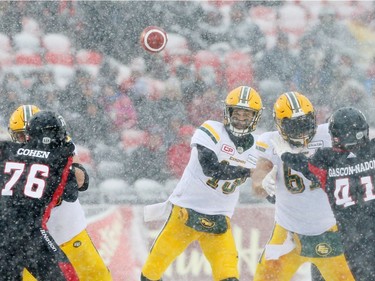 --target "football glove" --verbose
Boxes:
[72,162,89,191]
[262,165,277,196]
[266,195,276,204]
